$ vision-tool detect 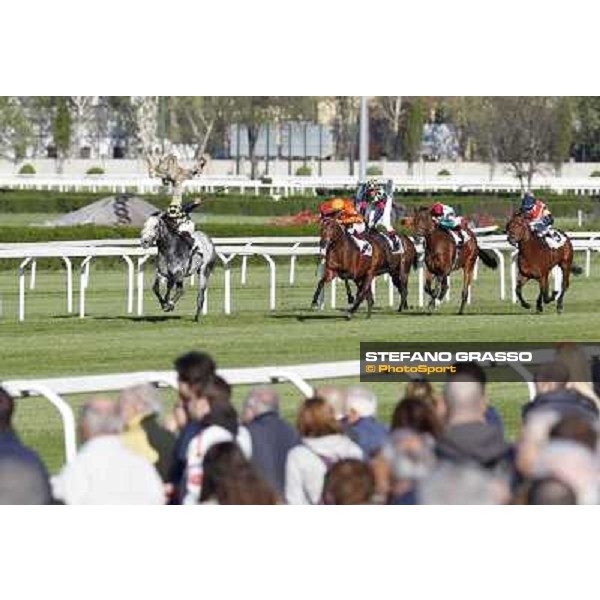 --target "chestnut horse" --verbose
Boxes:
[311,217,417,319]
[505,212,579,313]
[412,207,498,314]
